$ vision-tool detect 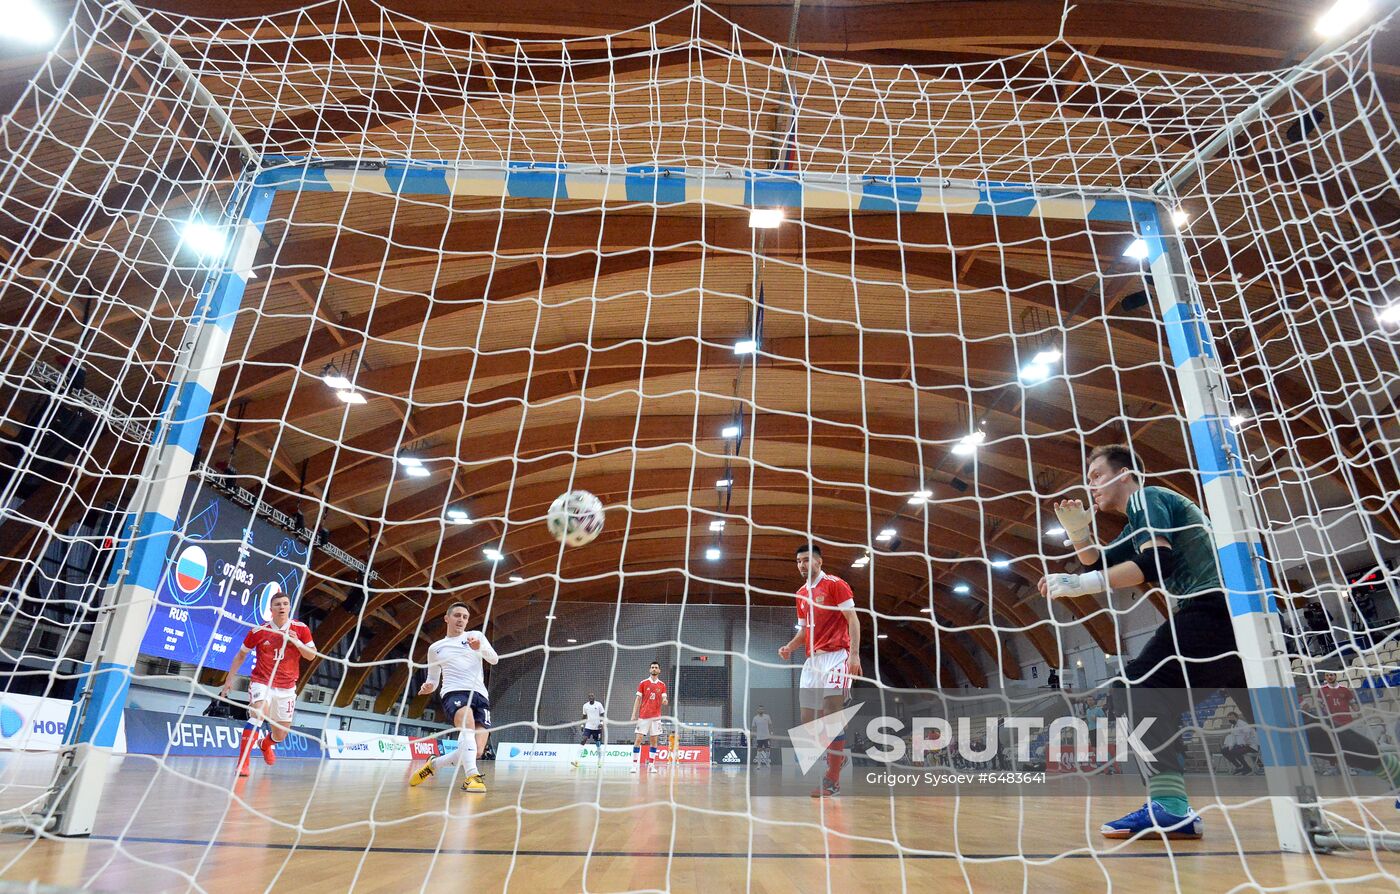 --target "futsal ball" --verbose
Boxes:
[547,490,605,547]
